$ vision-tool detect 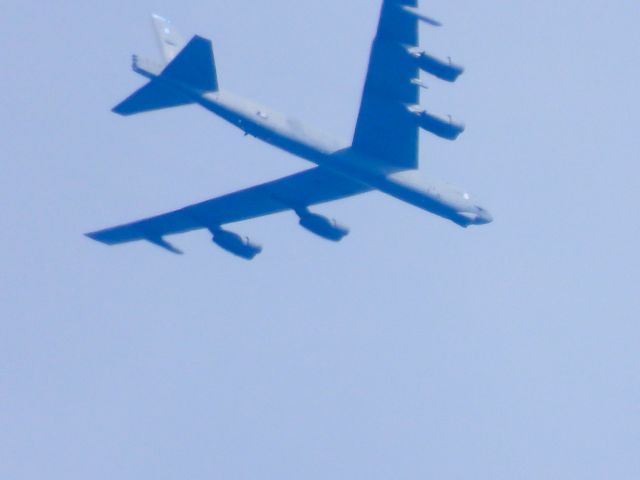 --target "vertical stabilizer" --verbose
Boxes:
[161,36,219,92]
[152,14,186,63]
